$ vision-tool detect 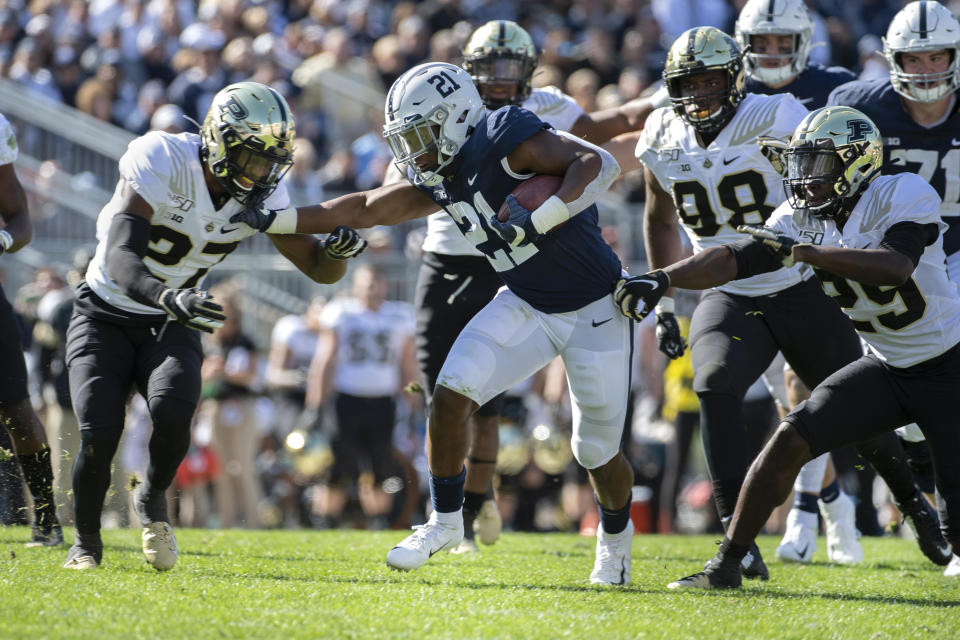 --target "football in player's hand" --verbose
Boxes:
[497,175,563,222]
